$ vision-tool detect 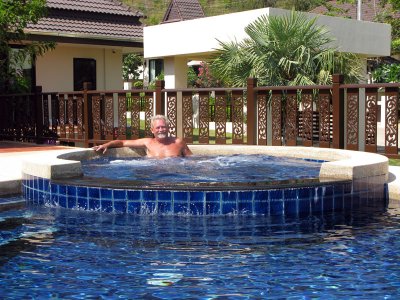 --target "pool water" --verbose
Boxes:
[81,154,322,183]
[1,199,399,299]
